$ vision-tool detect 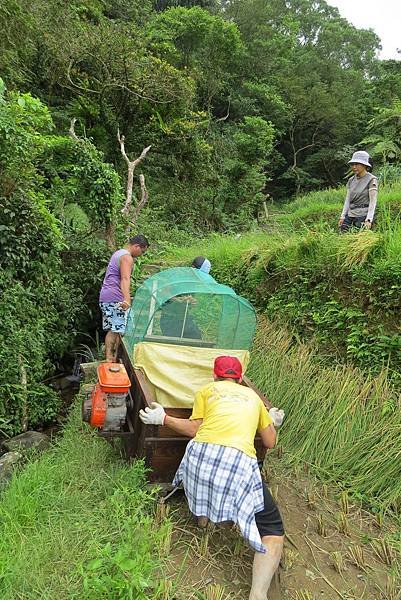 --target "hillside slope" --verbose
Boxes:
[164,181,401,384]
